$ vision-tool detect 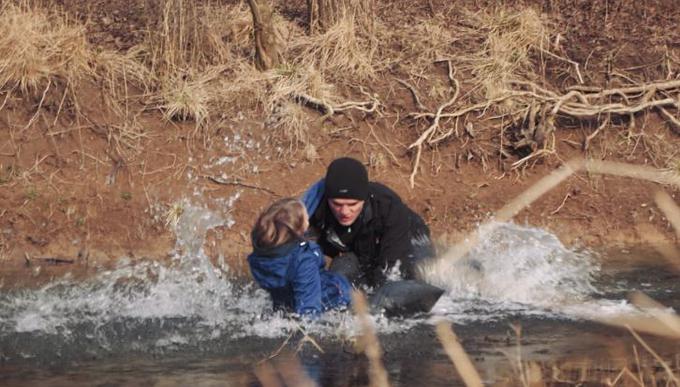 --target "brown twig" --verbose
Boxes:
[367,123,401,167]
[258,332,294,365]
[583,115,610,151]
[294,91,380,120]
[550,192,572,215]
[395,78,427,111]
[408,61,460,187]
[537,47,584,84]
[203,175,279,196]
[658,106,680,135]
